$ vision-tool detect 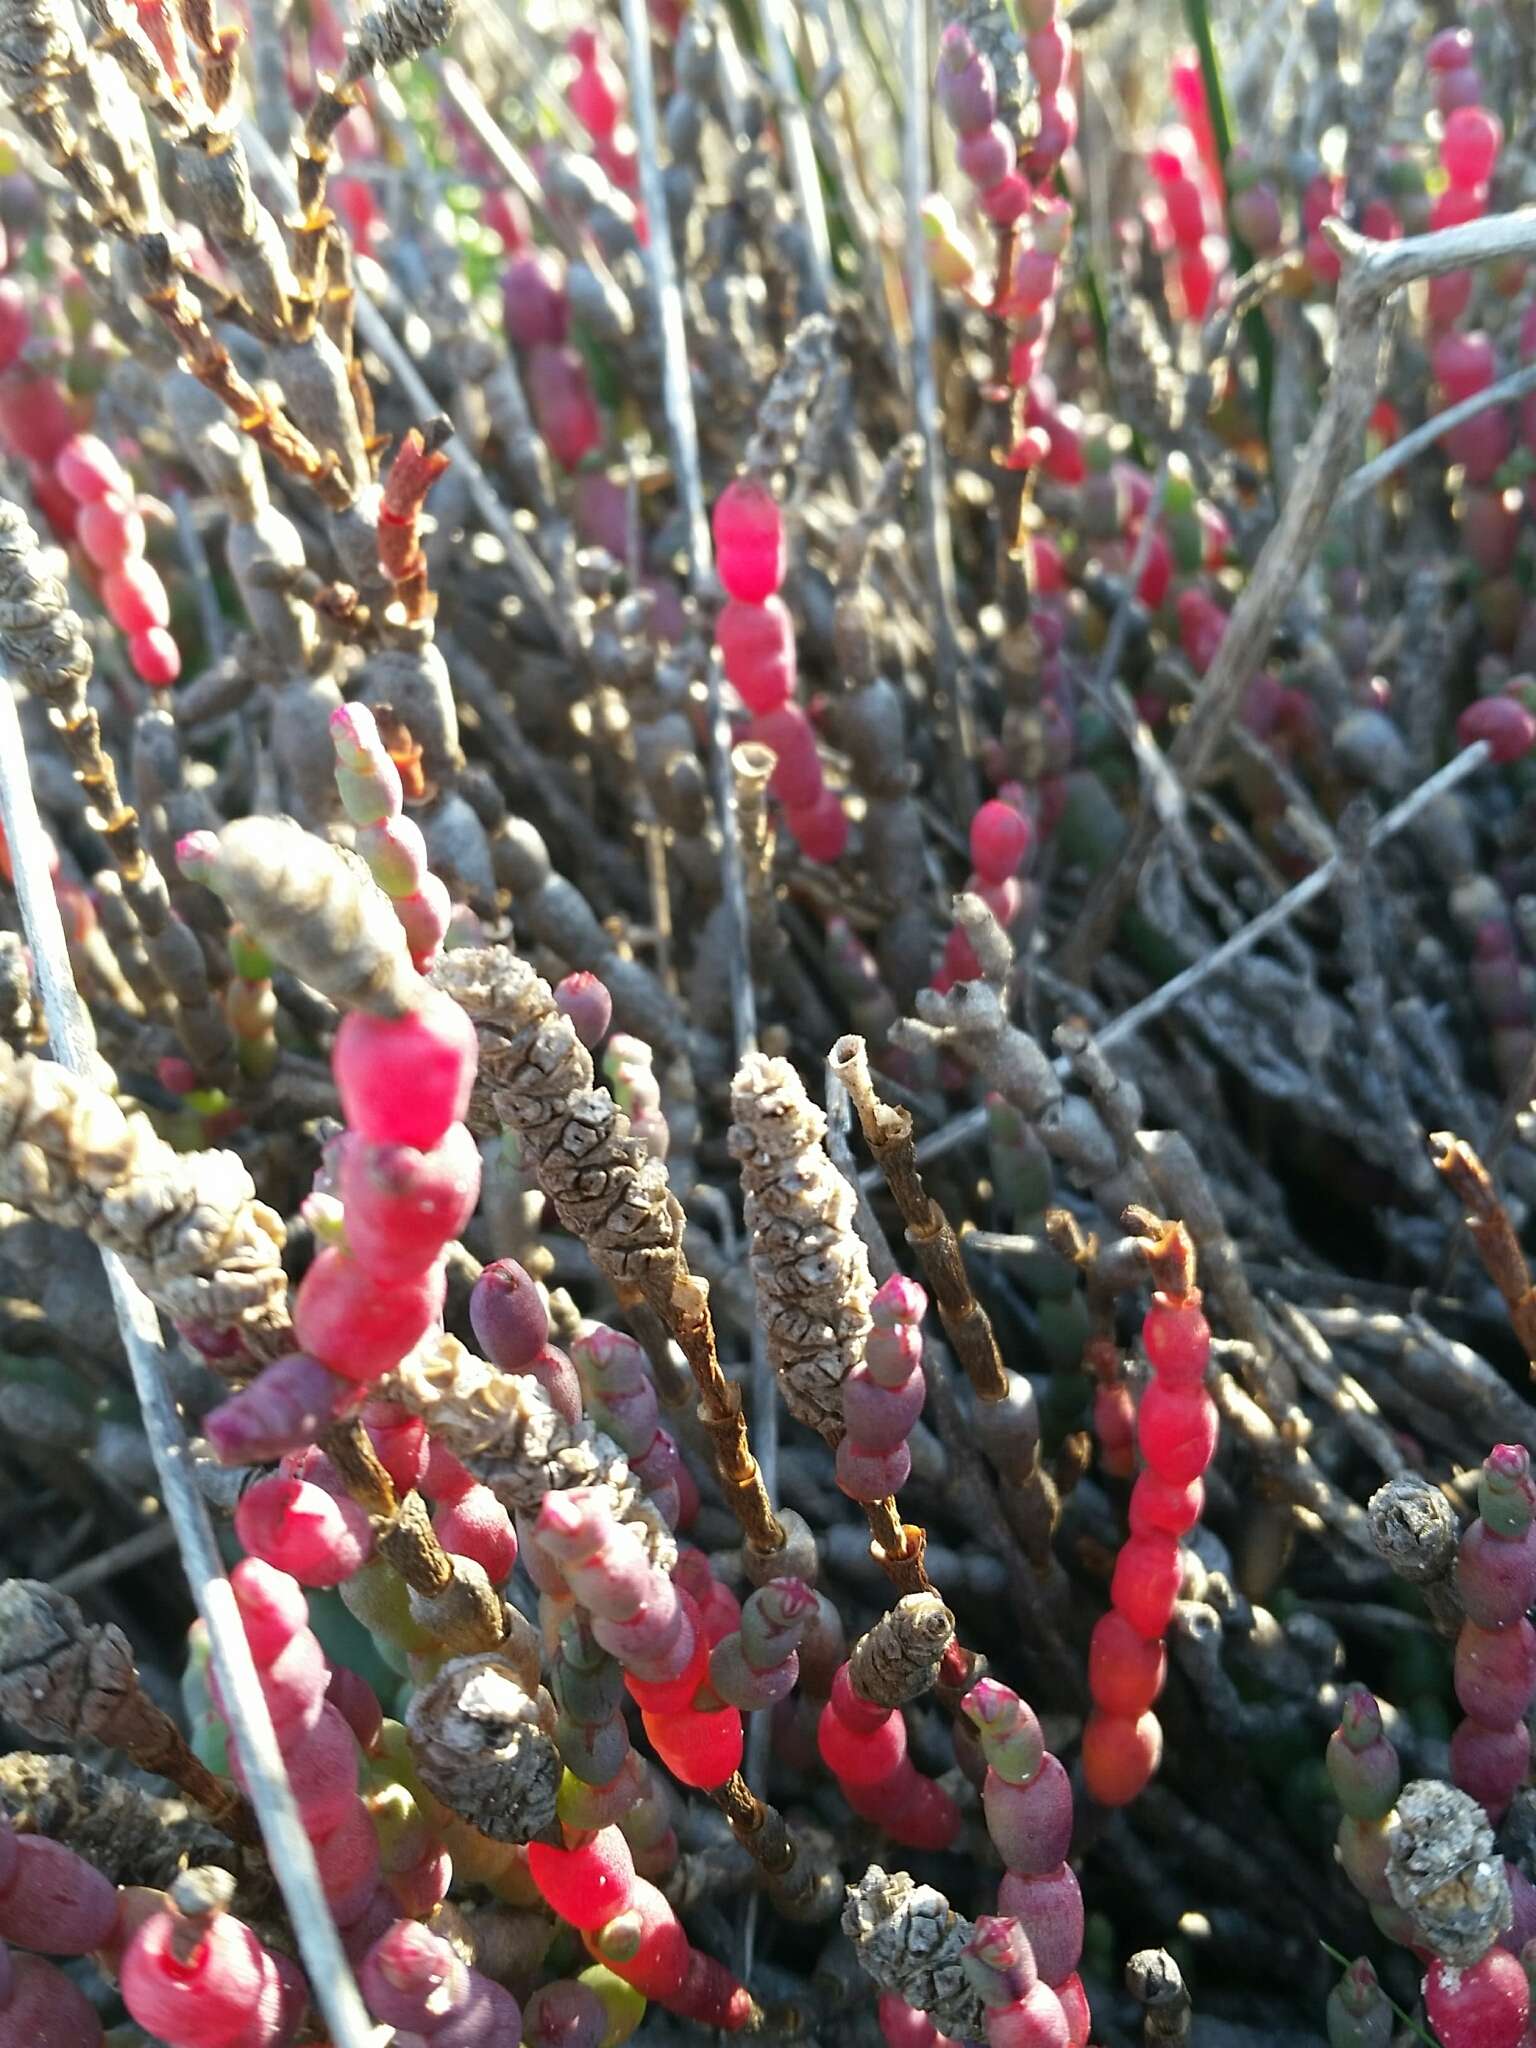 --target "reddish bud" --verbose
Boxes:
[1459,696,1536,763]
[713,479,786,604]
